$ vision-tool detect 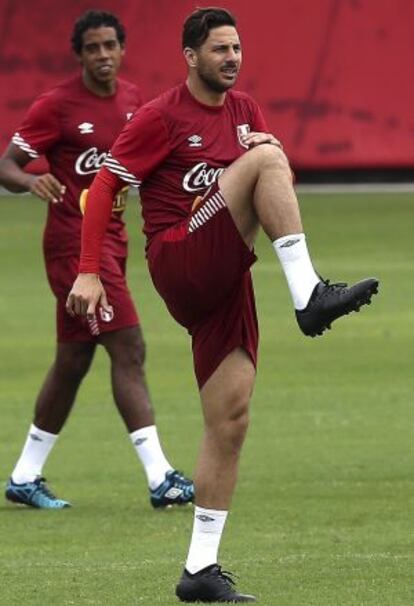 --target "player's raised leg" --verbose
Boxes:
[5,341,96,509]
[176,349,256,603]
[218,143,379,336]
[100,325,194,508]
